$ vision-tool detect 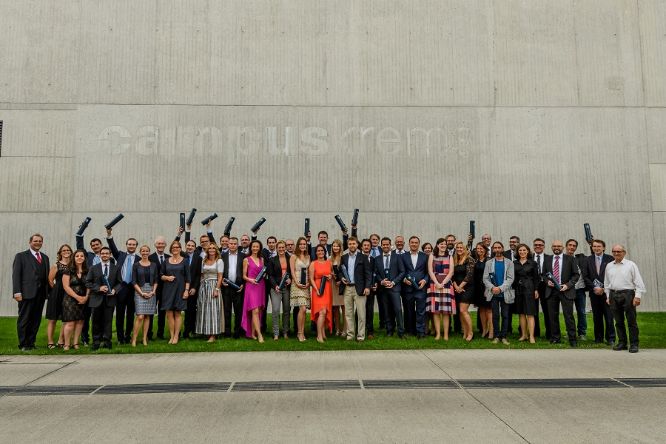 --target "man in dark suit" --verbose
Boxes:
[221,237,245,338]
[401,236,430,338]
[582,239,615,345]
[309,230,332,260]
[183,239,203,339]
[340,237,372,341]
[367,234,384,331]
[148,236,170,339]
[373,237,406,338]
[75,233,104,345]
[360,239,379,338]
[531,238,550,338]
[106,228,140,344]
[260,236,278,333]
[542,240,580,347]
[12,234,50,351]
[85,247,122,350]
